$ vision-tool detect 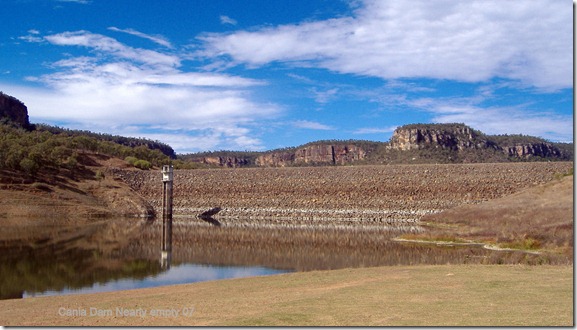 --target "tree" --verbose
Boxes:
[133,159,152,170]
[19,157,39,175]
